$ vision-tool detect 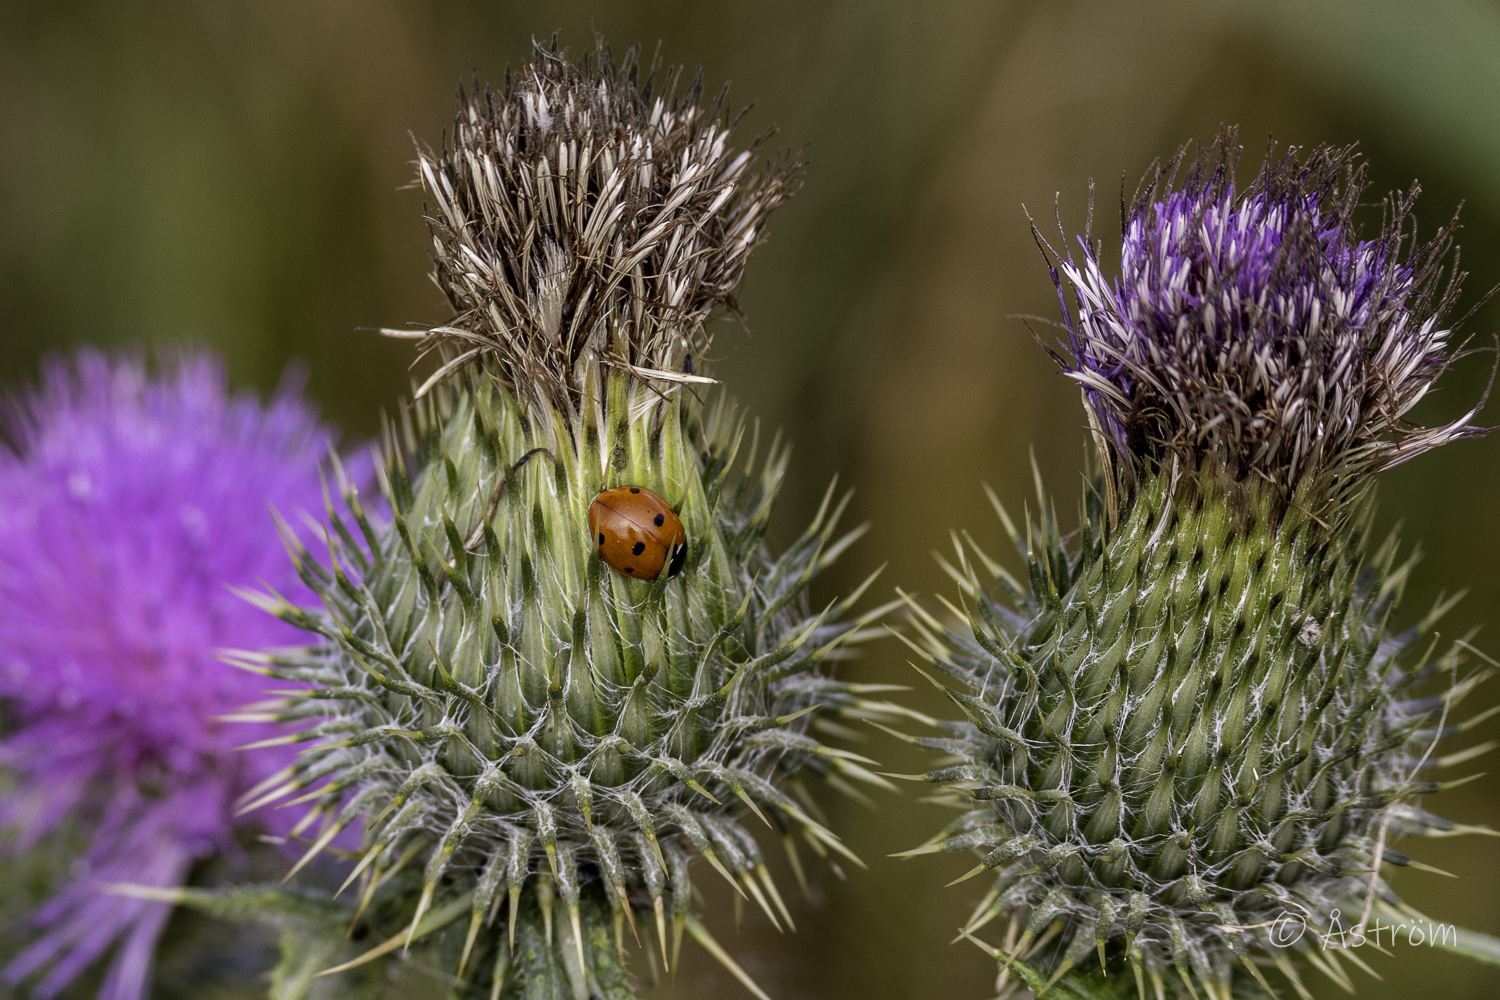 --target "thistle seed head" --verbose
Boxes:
[1040,127,1486,503]
[410,36,799,422]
